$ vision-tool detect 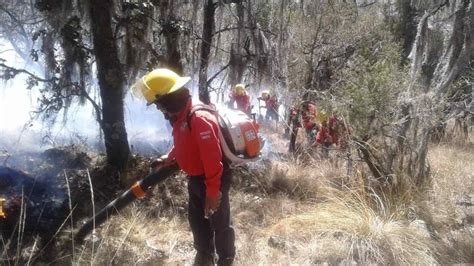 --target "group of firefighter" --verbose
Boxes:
[227,83,349,153]
[130,69,350,266]
[228,83,279,122]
